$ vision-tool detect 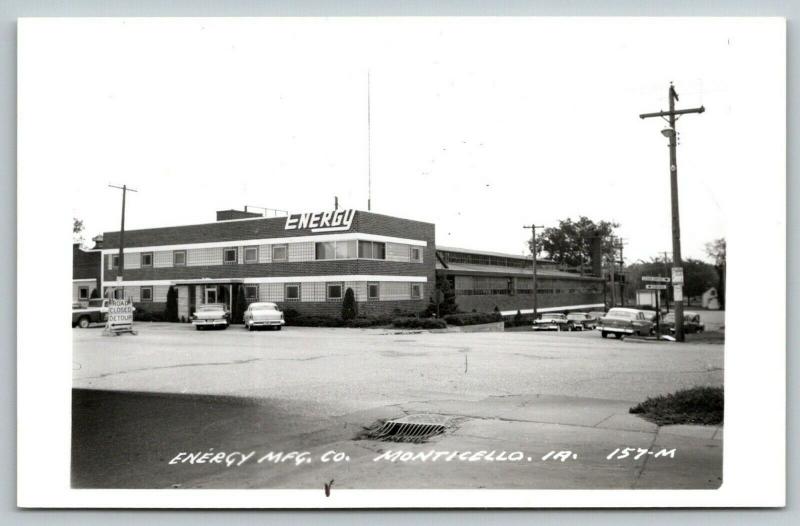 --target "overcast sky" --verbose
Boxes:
[20,17,784,263]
